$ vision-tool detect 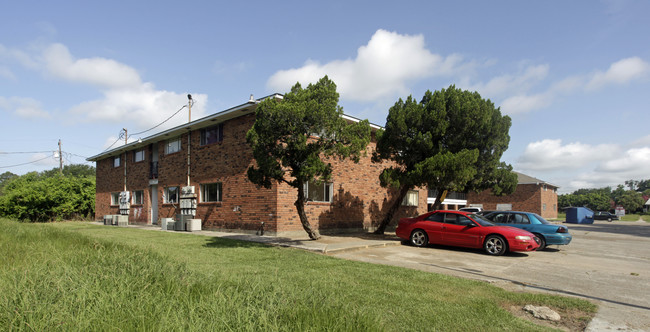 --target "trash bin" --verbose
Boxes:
[565,207,594,224]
